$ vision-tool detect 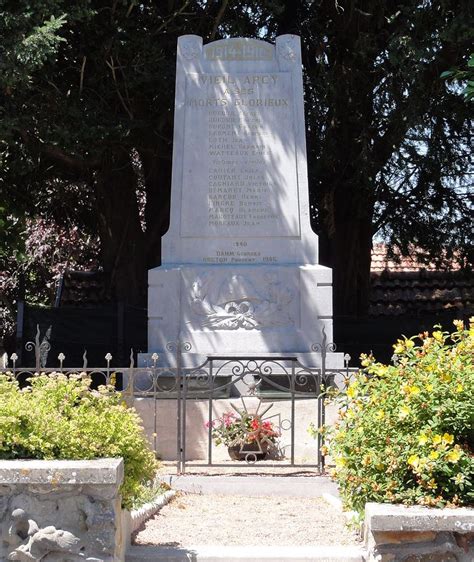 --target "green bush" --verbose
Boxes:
[323,319,474,514]
[0,373,157,509]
